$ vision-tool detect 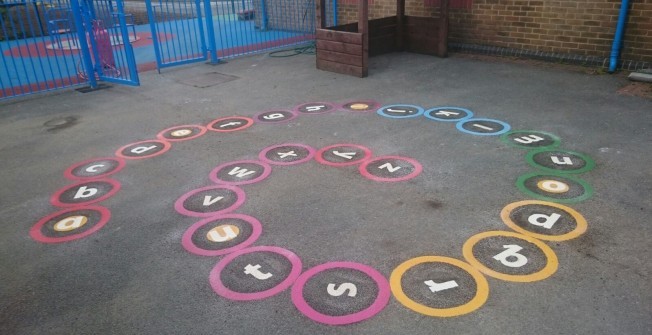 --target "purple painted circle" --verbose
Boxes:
[181,214,262,256]
[358,155,423,182]
[30,205,111,243]
[156,124,207,142]
[209,160,272,185]
[209,246,303,301]
[315,144,373,167]
[254,110,298,124]
[64,156,126,180]
[258,143,316,166]
[293,102,337,115]
[50,179,121,207]
[174,185,246,217]
[291,261,390,325]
